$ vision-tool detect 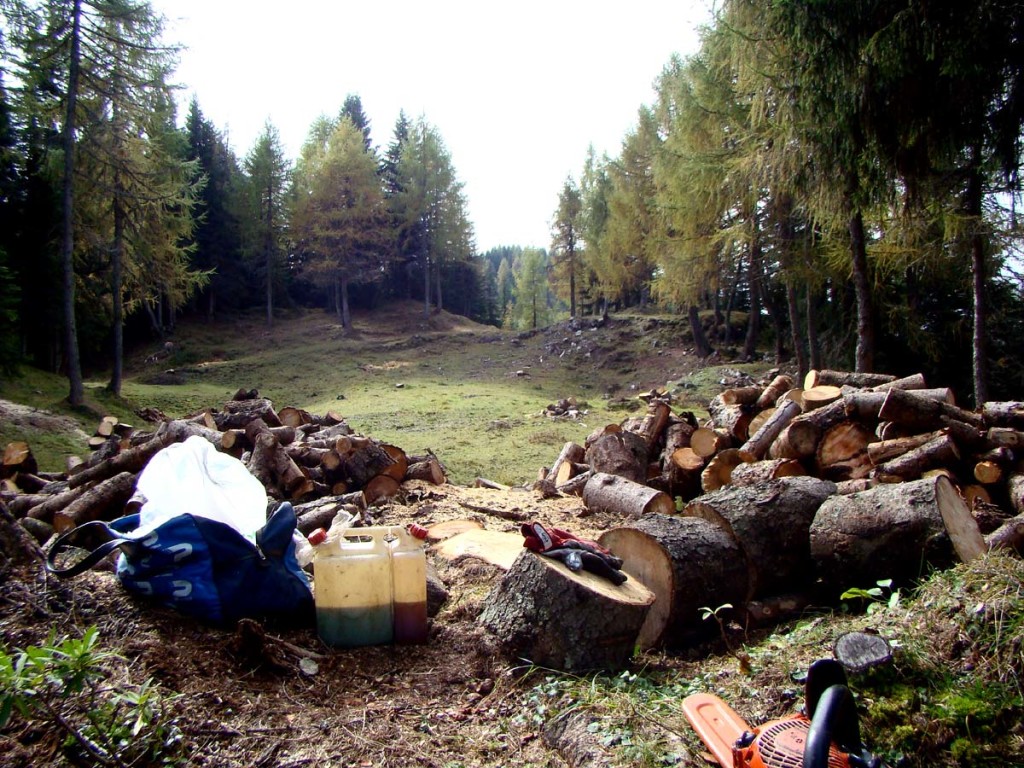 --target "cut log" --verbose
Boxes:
[730,459,806,487]
[802,385,843,411]
[878,388,985,431]
[873,434,960,483]
[746,408,776,439]
[584,424,621,449]
[670,446,706,473]
[557,470,592,497]
[379,444,409,482]
[981,401,1024,429]
[834,632,893,673]
[985,427,1024,450]
[95,415,119,437]
[985,514,1024,554]
[805,369,897,389]
[700,448,754,493]
[53,471,137,532]
[963,484,992,509]
[1009,470,1024,515]
[972,499,1011,534]
[277,406,313,427]
[423,519,483,541]
[583,472,675,518]
[585,431,648,484]
[433,529,523,569]
[809,475,986,590]
[690,427,733,459]
[684,476,837,601]
[634,400,672,452]
[740,399,802,459]
[3,442,38,479]
[769,399,848,461]
[67,421,207,491]
[478,549,655,672]
[337,439,398,489]
[598,514,749,649]
[756,374,795,410]
[867,429,946,465]
[869,372,927,392]
[973,460,1003,485]
[364,474,400,505]
[23,485,91,524]
[815,422,874,481]
[550,442,587,486]
[294,493,366,534]
[221,425,296,453]
[707,394,753,440]
[213,398,282,430]
[720,386,763,406]
[777,388,805,410]
[406,458,447,485]
[248,430,315,500]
